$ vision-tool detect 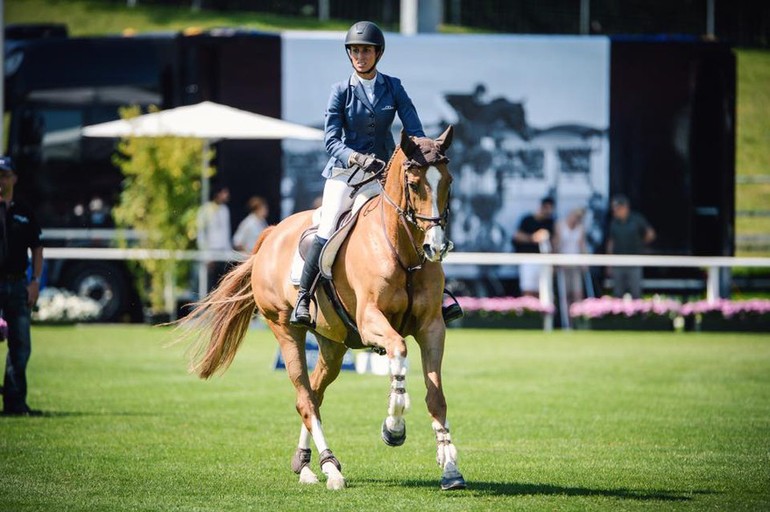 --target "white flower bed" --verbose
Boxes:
[33,288,102,323]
